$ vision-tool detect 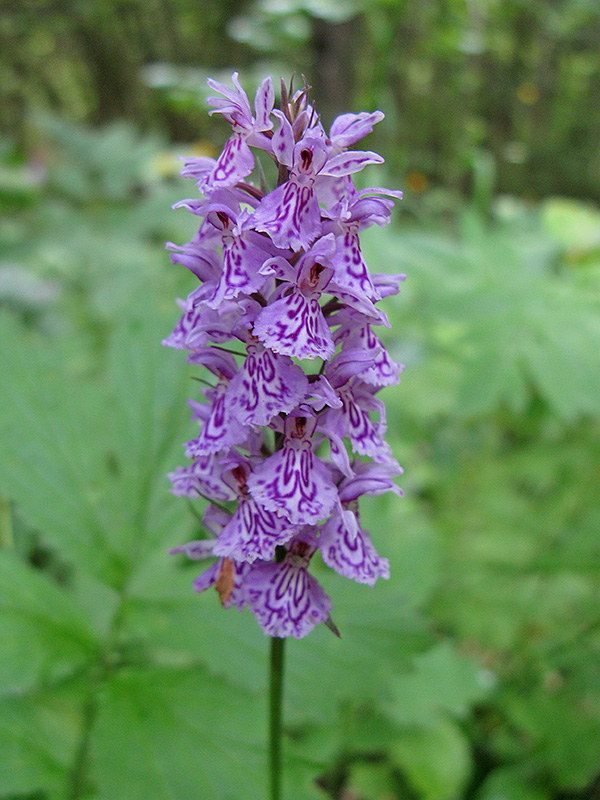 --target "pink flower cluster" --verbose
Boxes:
[166,74,404,638]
